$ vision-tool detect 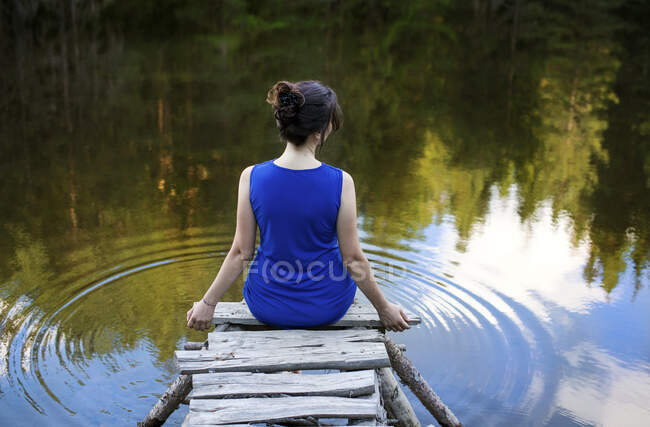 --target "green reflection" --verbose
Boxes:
[0,0,648,361]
